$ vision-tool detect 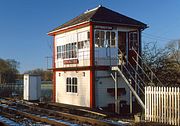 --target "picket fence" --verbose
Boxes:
[145,86,180,125]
